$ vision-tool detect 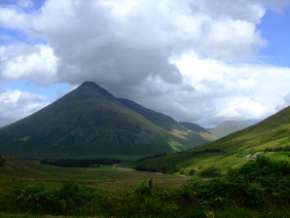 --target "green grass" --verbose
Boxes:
[135,106,290,175]
[1,157,290,217]
[0,157,190,193]
[0,157,190,217]
[214,208,290,218]
[0,215,92,218]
